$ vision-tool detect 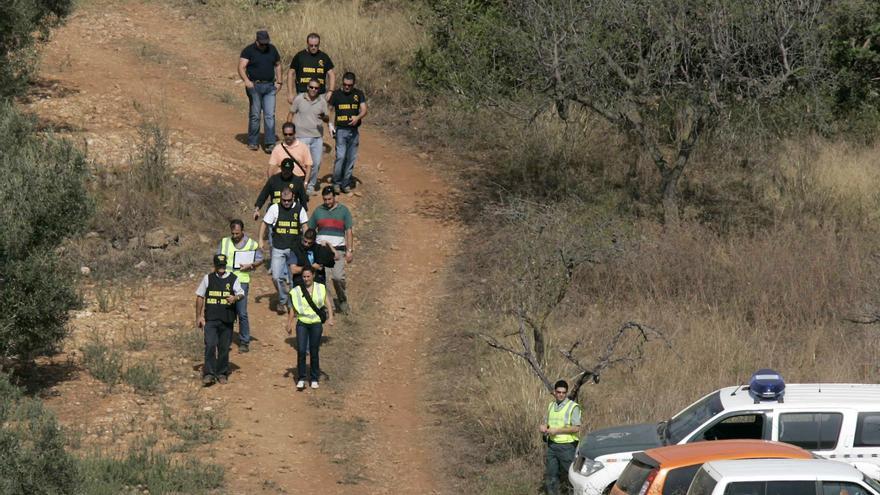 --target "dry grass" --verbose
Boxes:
[452,196,880,490]
[198,0,426,108]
